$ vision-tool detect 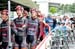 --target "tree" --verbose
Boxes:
[59,4,64,10]
[59,3,75,13]
[49,7,58,14]
[69,3,75,13]
[60,4,70,12]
